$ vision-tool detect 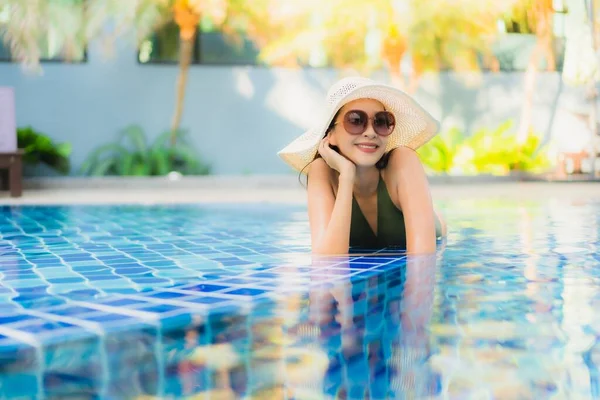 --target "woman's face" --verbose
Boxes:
[327,98,392,168]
